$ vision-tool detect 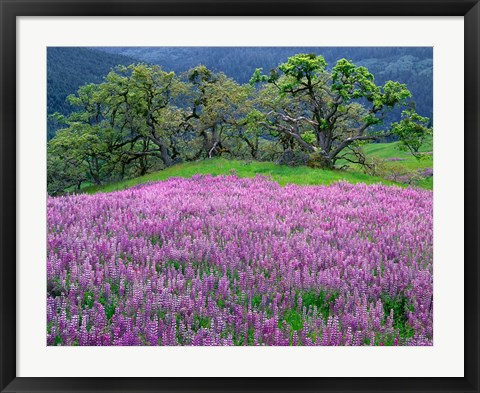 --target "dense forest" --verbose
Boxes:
[47,51,431,195]
[47,47,432,139]
[47,48,137,139]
